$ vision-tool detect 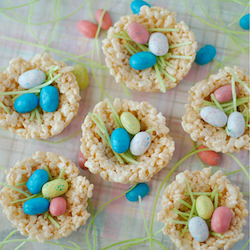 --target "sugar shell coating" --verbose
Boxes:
[148,32,169,56]
[127,22,149,44]
[80,98,175,184]
[182,66,250,153]
[157,167,248,250]
[227,111,245,138]
[102,6,197,92]
[18,69,46,89]
[188,216,209,242]
[0,151,94,243]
